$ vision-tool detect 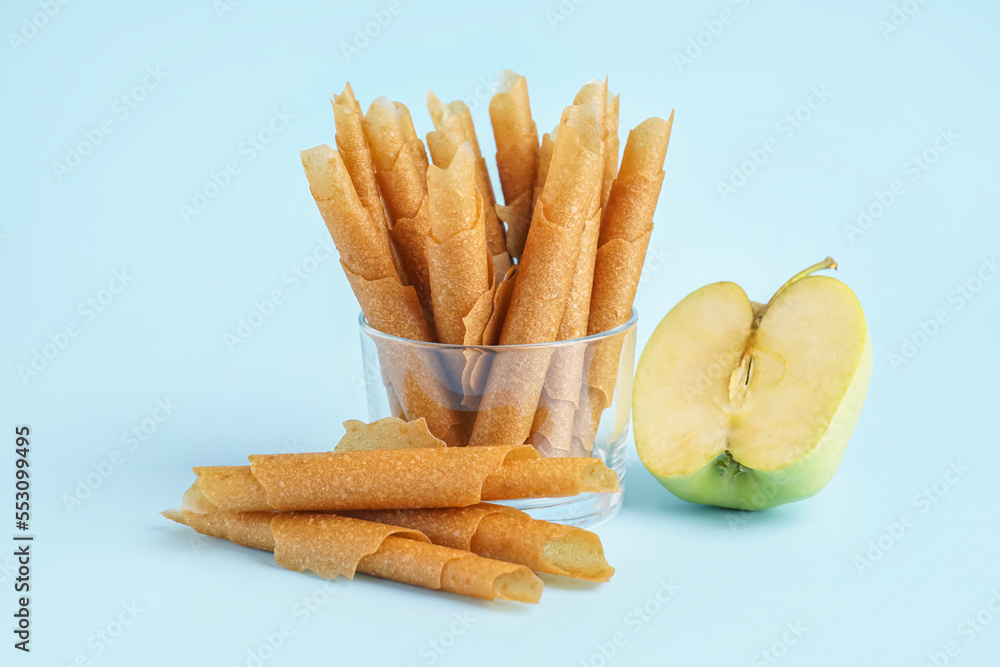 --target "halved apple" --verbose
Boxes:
[633,258,872,510]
